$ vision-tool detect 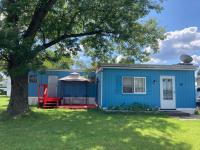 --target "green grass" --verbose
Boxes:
[0,96,200,150]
